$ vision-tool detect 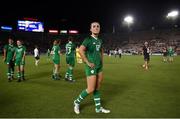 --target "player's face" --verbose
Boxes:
[90,22,100,35]
[17,40,21,46]
[8,38,13,44]
[144,42,148,47]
